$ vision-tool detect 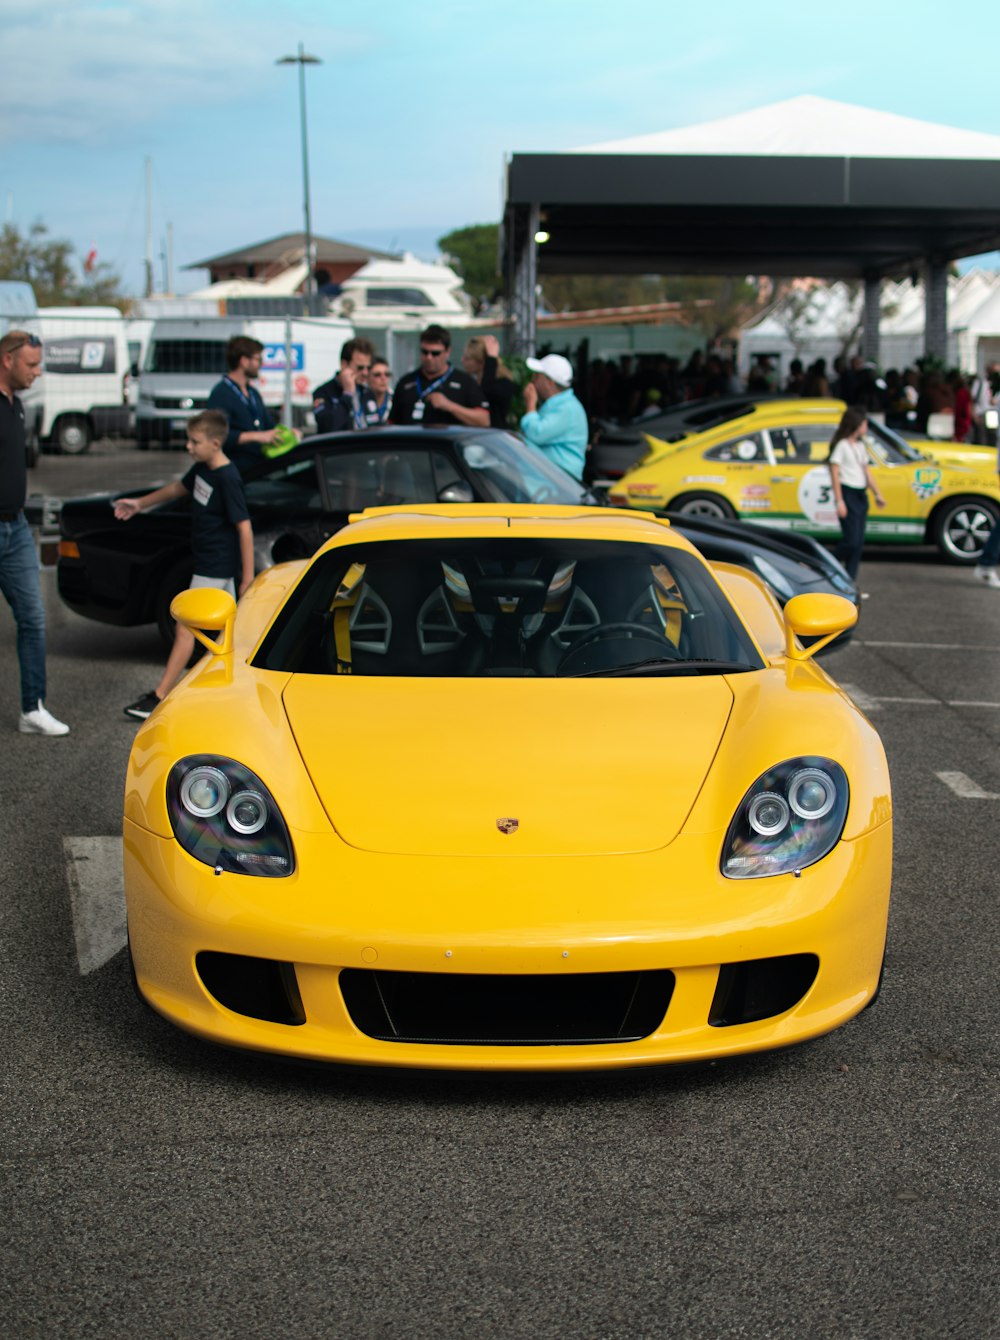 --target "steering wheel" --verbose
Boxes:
[555,621,679,675]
